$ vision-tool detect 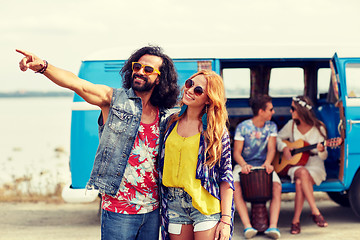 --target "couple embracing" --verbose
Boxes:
[17,46,234,240]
